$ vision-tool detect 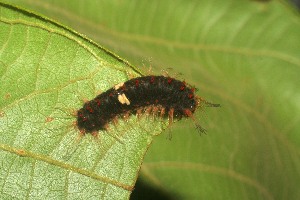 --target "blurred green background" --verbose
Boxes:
[2,0,300,199]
